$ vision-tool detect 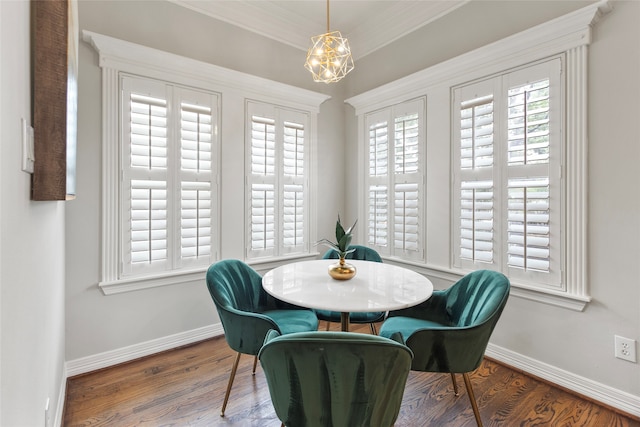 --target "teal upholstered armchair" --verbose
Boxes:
[205,259,319,416]
[318,245,385,333]
[258,330,413,427]
[379,269,510,427]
